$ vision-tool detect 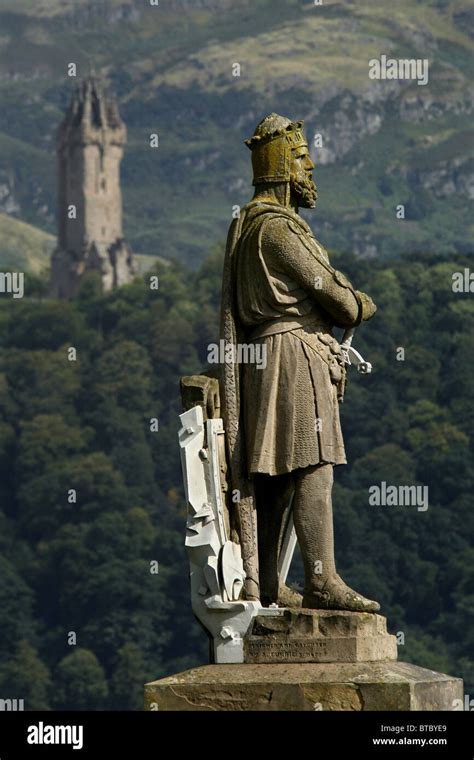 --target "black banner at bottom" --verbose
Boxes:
[0,710,472,758]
